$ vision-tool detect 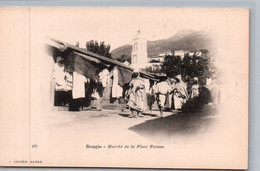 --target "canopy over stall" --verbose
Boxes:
[46,38,156,86]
